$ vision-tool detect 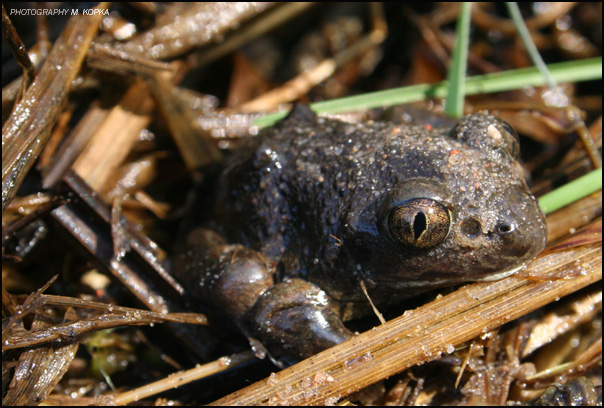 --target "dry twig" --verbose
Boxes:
[2,3,108,210]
